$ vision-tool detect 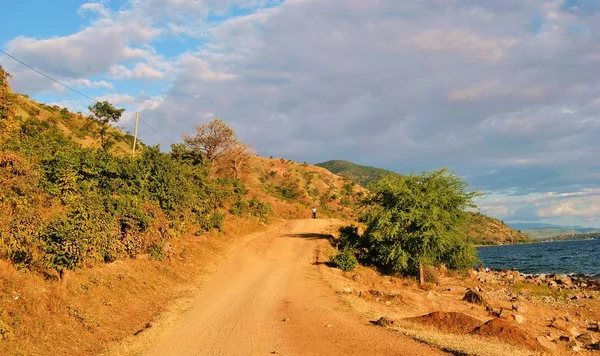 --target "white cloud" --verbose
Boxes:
[110,63,166,79]
[177,54,237,81]
[78,2,111,18]
[410,30,517,62]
